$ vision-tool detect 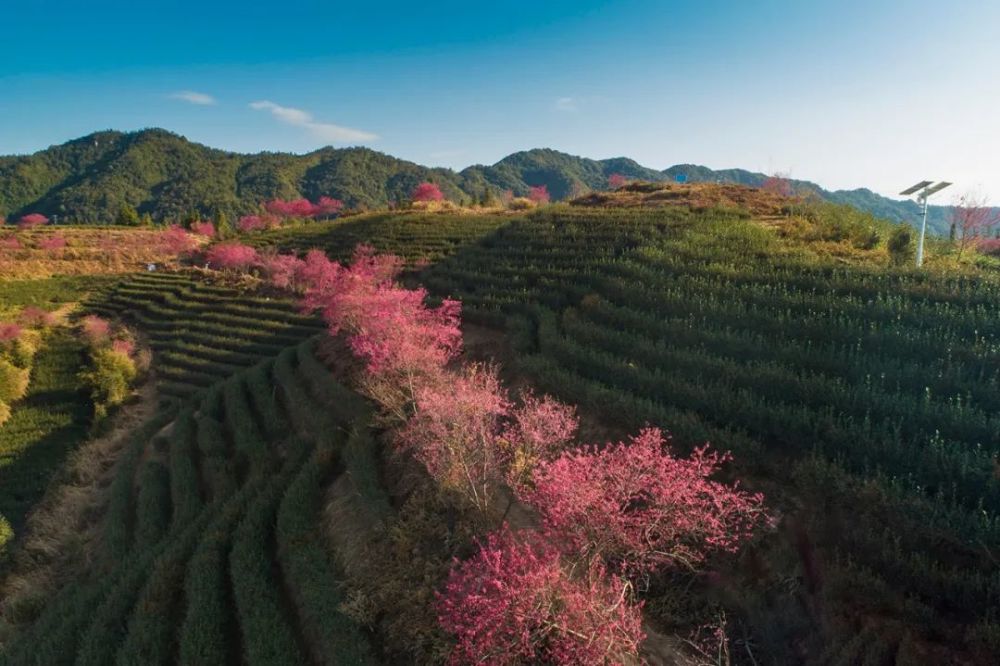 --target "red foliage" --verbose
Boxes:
[0,236,23,250]
[608,173,628,189]
[237,214,280,233]
[189,220,216,237]
[80,315,111,345]
[37,234,67,251]
[205,242,259,270]
[0,323,22,343]
[18,213,49,229]
[260,252,307,290]
[437,528,644,665]
[526,427,770,577]
[528,185,550,204]
[412,182,444,203]
[18,307,56,328]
